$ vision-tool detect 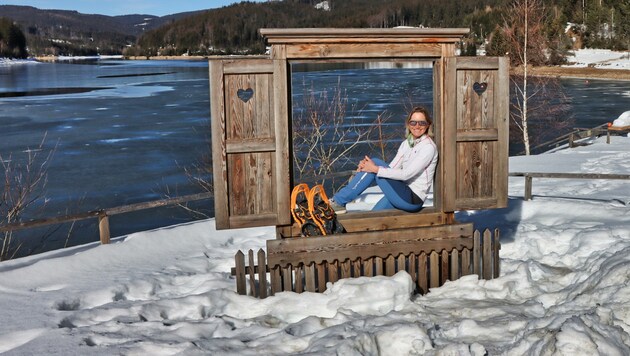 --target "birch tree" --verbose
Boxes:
[503,0,547,155]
